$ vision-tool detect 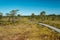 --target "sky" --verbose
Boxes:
[0,0,60,16]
